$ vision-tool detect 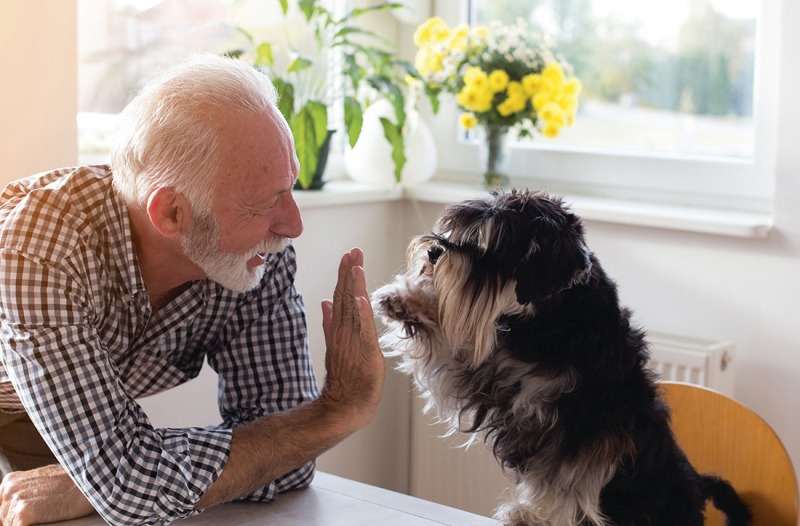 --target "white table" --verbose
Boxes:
[56,472,496,525]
